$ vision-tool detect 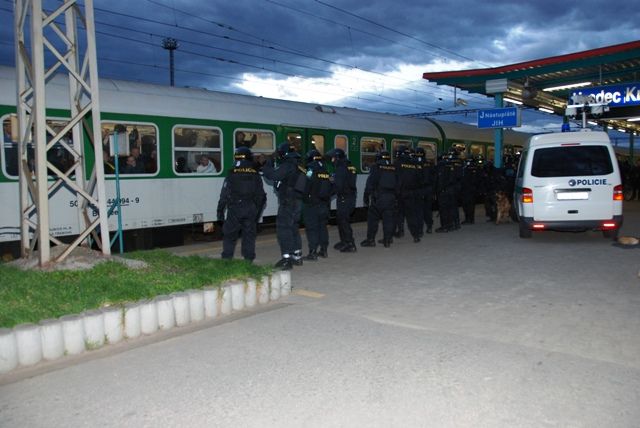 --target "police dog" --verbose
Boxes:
[495,191,512,225]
